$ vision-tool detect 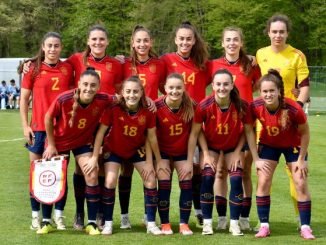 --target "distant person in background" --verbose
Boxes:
[0,80,9,110]
[18,32,73,233]
[256,13,310,230]
[8,79,20,109]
